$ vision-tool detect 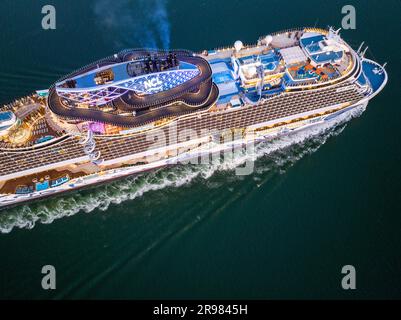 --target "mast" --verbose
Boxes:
[357,41,365,54]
